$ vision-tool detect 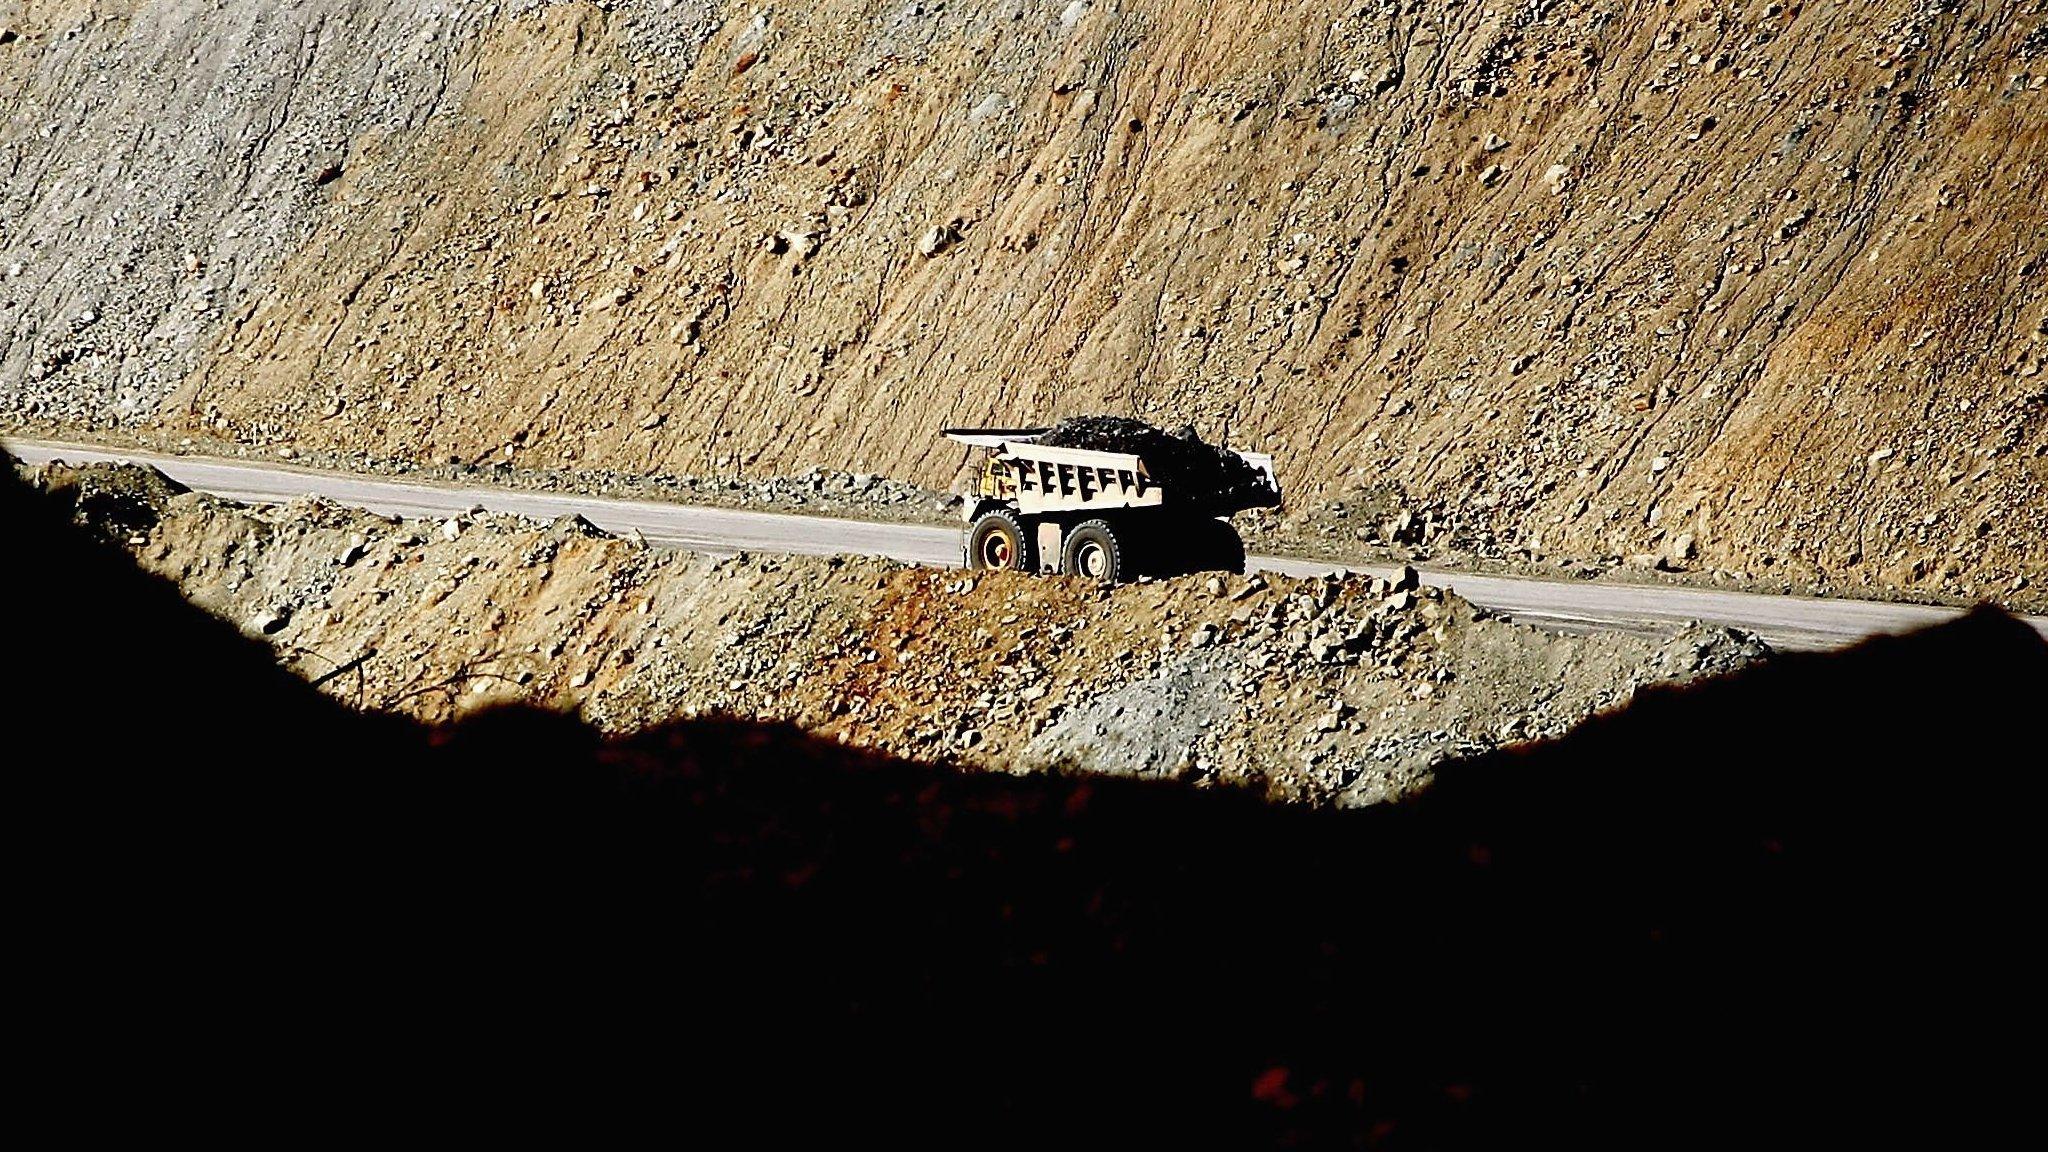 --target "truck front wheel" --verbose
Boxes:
[1062,519,1125,583]
[967,508,1034,572]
